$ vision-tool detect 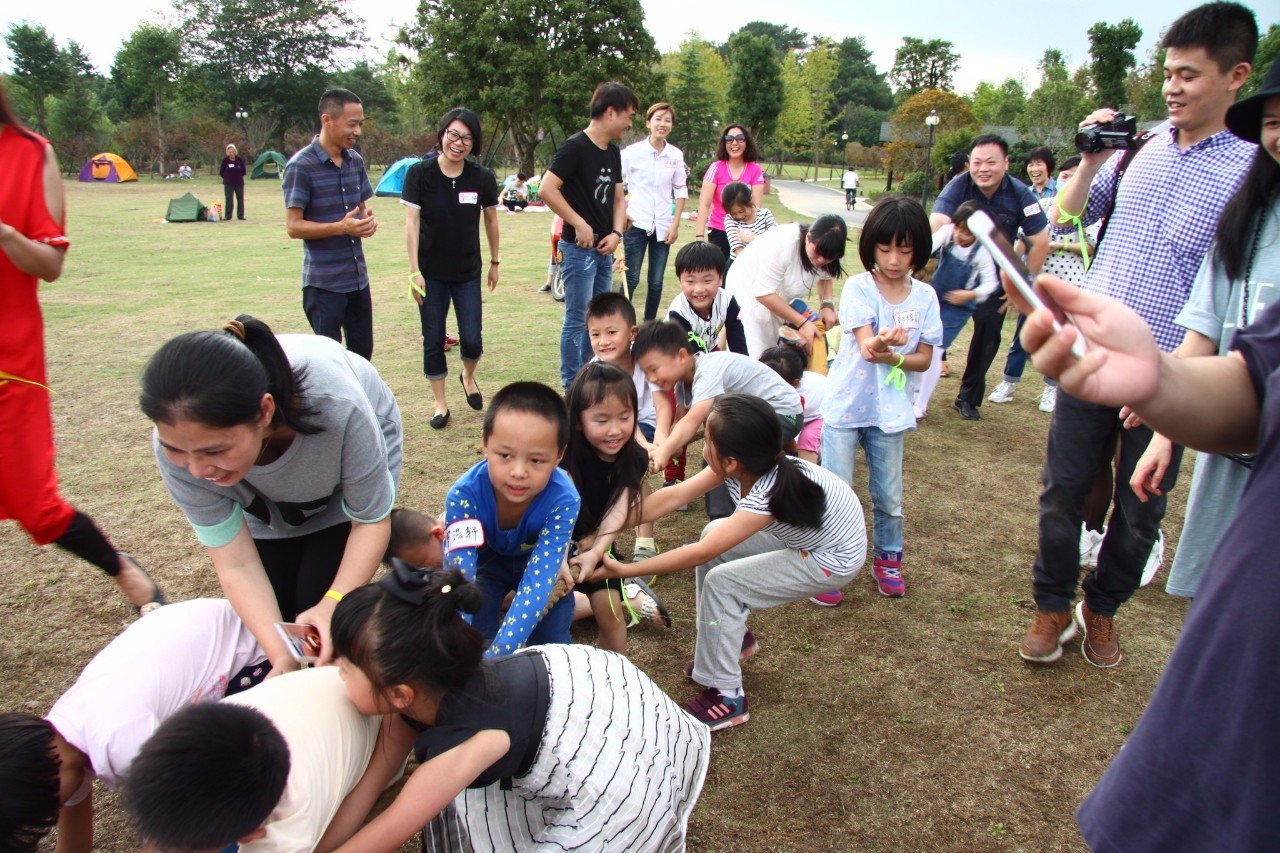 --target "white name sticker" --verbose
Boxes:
[894,309,921,330]
[444,519,485,552]
[1023,203,1042,217]
[458,191,479,205]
